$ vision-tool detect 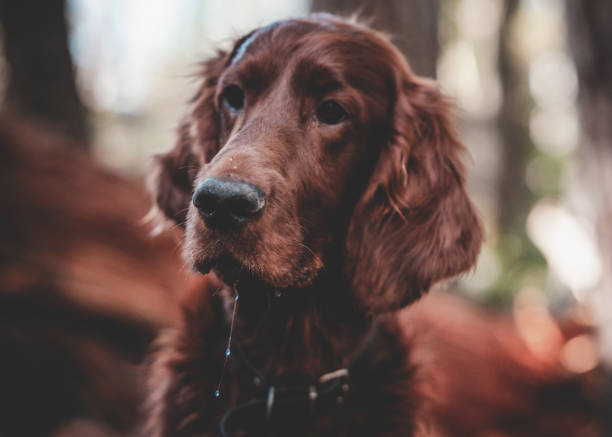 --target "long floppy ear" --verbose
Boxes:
[149,53,227,226]
[345,76,483,314]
